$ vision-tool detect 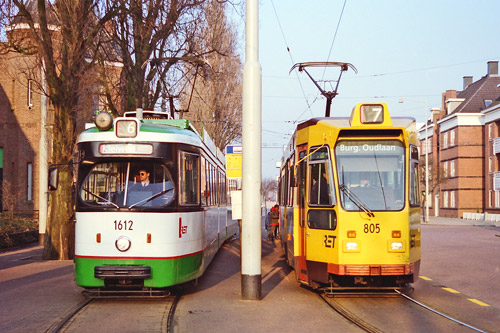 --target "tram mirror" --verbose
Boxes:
[48,167,59,191]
